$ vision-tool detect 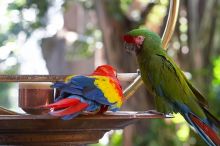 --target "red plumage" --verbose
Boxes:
[123,35,145,48]
[190,114,220,145]
[40,65,123,120]
[123,35,136,43]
